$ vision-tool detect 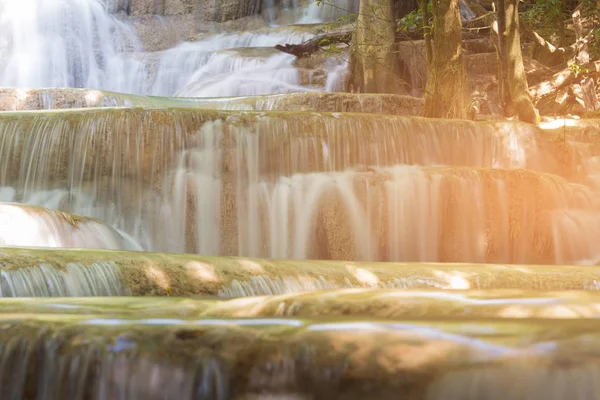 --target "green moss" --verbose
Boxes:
[0,248,597,296]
